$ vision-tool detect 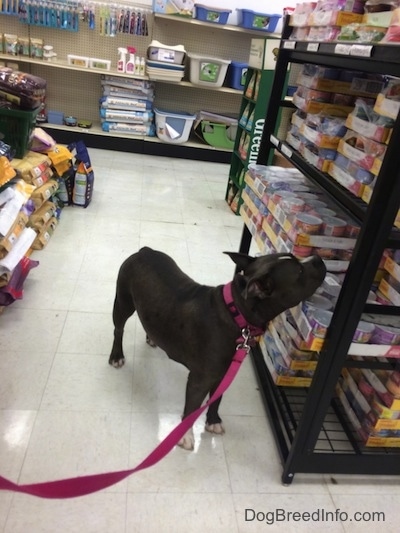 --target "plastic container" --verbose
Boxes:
[89,58,111,71]
[188,54,231,87]
[147,40,186,64]
[227,61,248,90]
[67,54,89,67]
[237,9,282,32]
[47,110,64,125]
[201,121,237,149]
[0,107,40,158]
[154,108,196,144]
[194,4,232,24]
